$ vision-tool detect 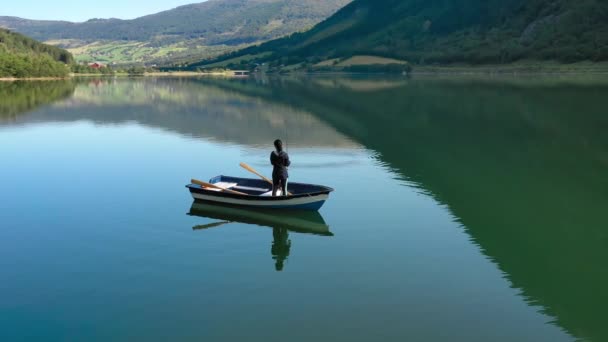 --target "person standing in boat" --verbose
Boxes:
[270,139,290,196]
